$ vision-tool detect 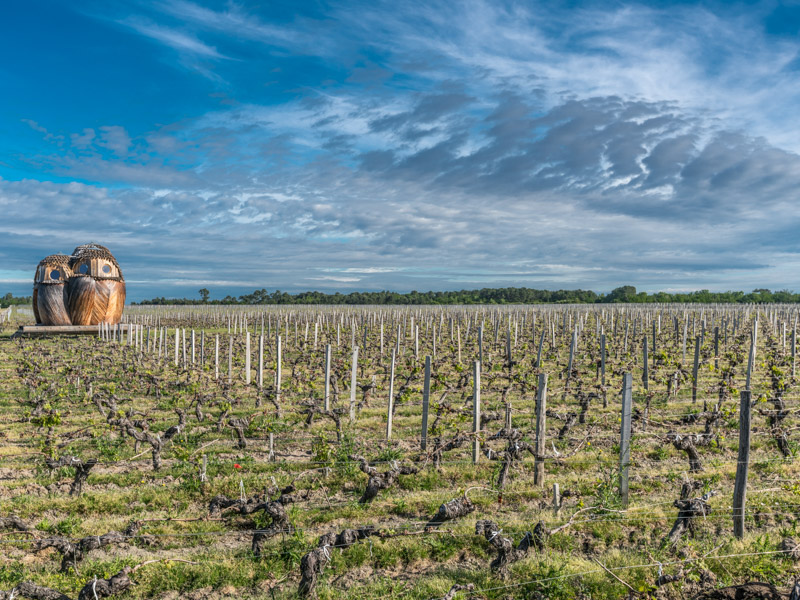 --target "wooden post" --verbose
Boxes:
[566,330,576,383]
[245,332,251,385]
[714,326,719,372]
[258,335,264,388]
[228,336,233,386]
[651,320,656,359]
[600,333,607,407]
[692,335,700,403]
[623,321,629,355]
[478,326,483,365]
[472,360,480,464]
[733,390,751,538]
[535,329,545,368]
[534,372,548,486]
[553,483,561,514]
[642,336,649,390]
[792,325,796,380]
[387,348,396,440]
[174,329,179,367]
[324,344,331,411]
[682,319,688,363]
[275,335,282,403]
[421,355,431,451]
[215,334,219,380]
[746,333,755,391]
[191,330,196,365]
[619,373,632,507]
[349,346,358,423]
